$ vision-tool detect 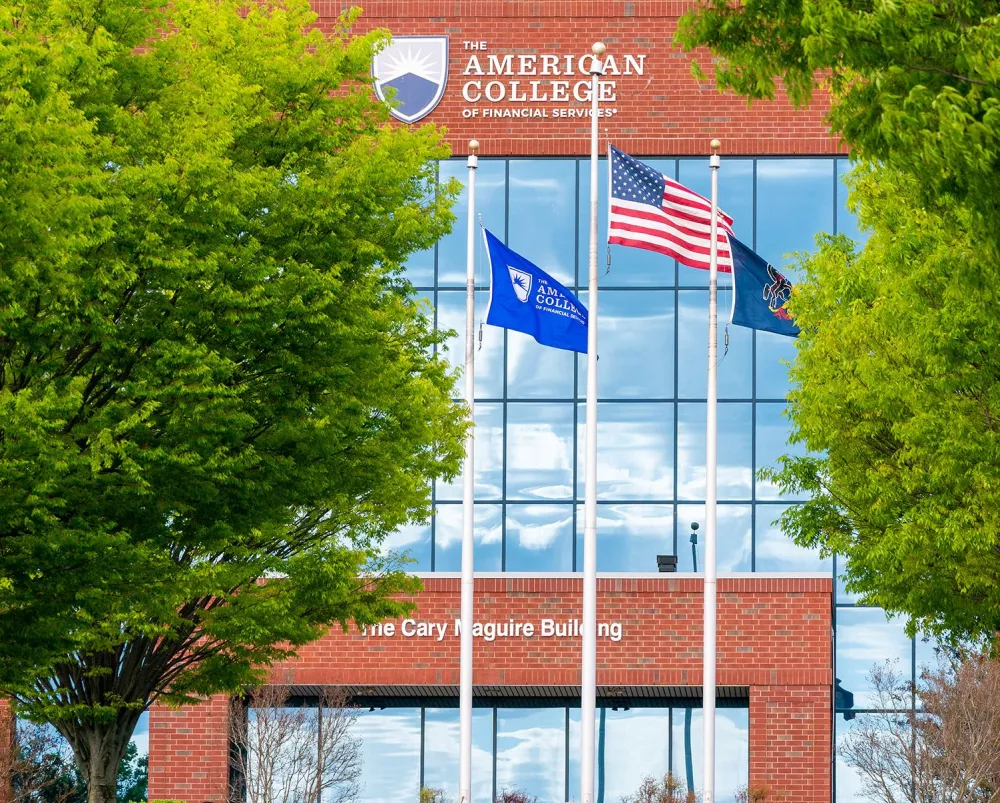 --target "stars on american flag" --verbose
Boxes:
[611,150,665,208]
[607,145,735,271]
